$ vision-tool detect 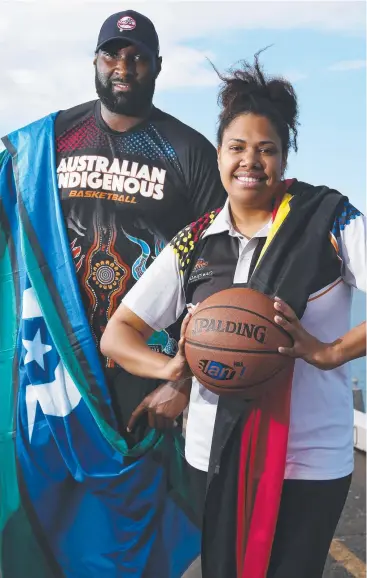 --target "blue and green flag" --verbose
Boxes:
[0,114,200,578]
